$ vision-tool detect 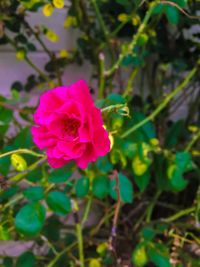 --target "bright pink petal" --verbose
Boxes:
[76,143,97,169]
[47,157,68,168]
[57,141,85,159]
[93,127,110,156]
[67,80,94,112]
[31,126,56,149]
